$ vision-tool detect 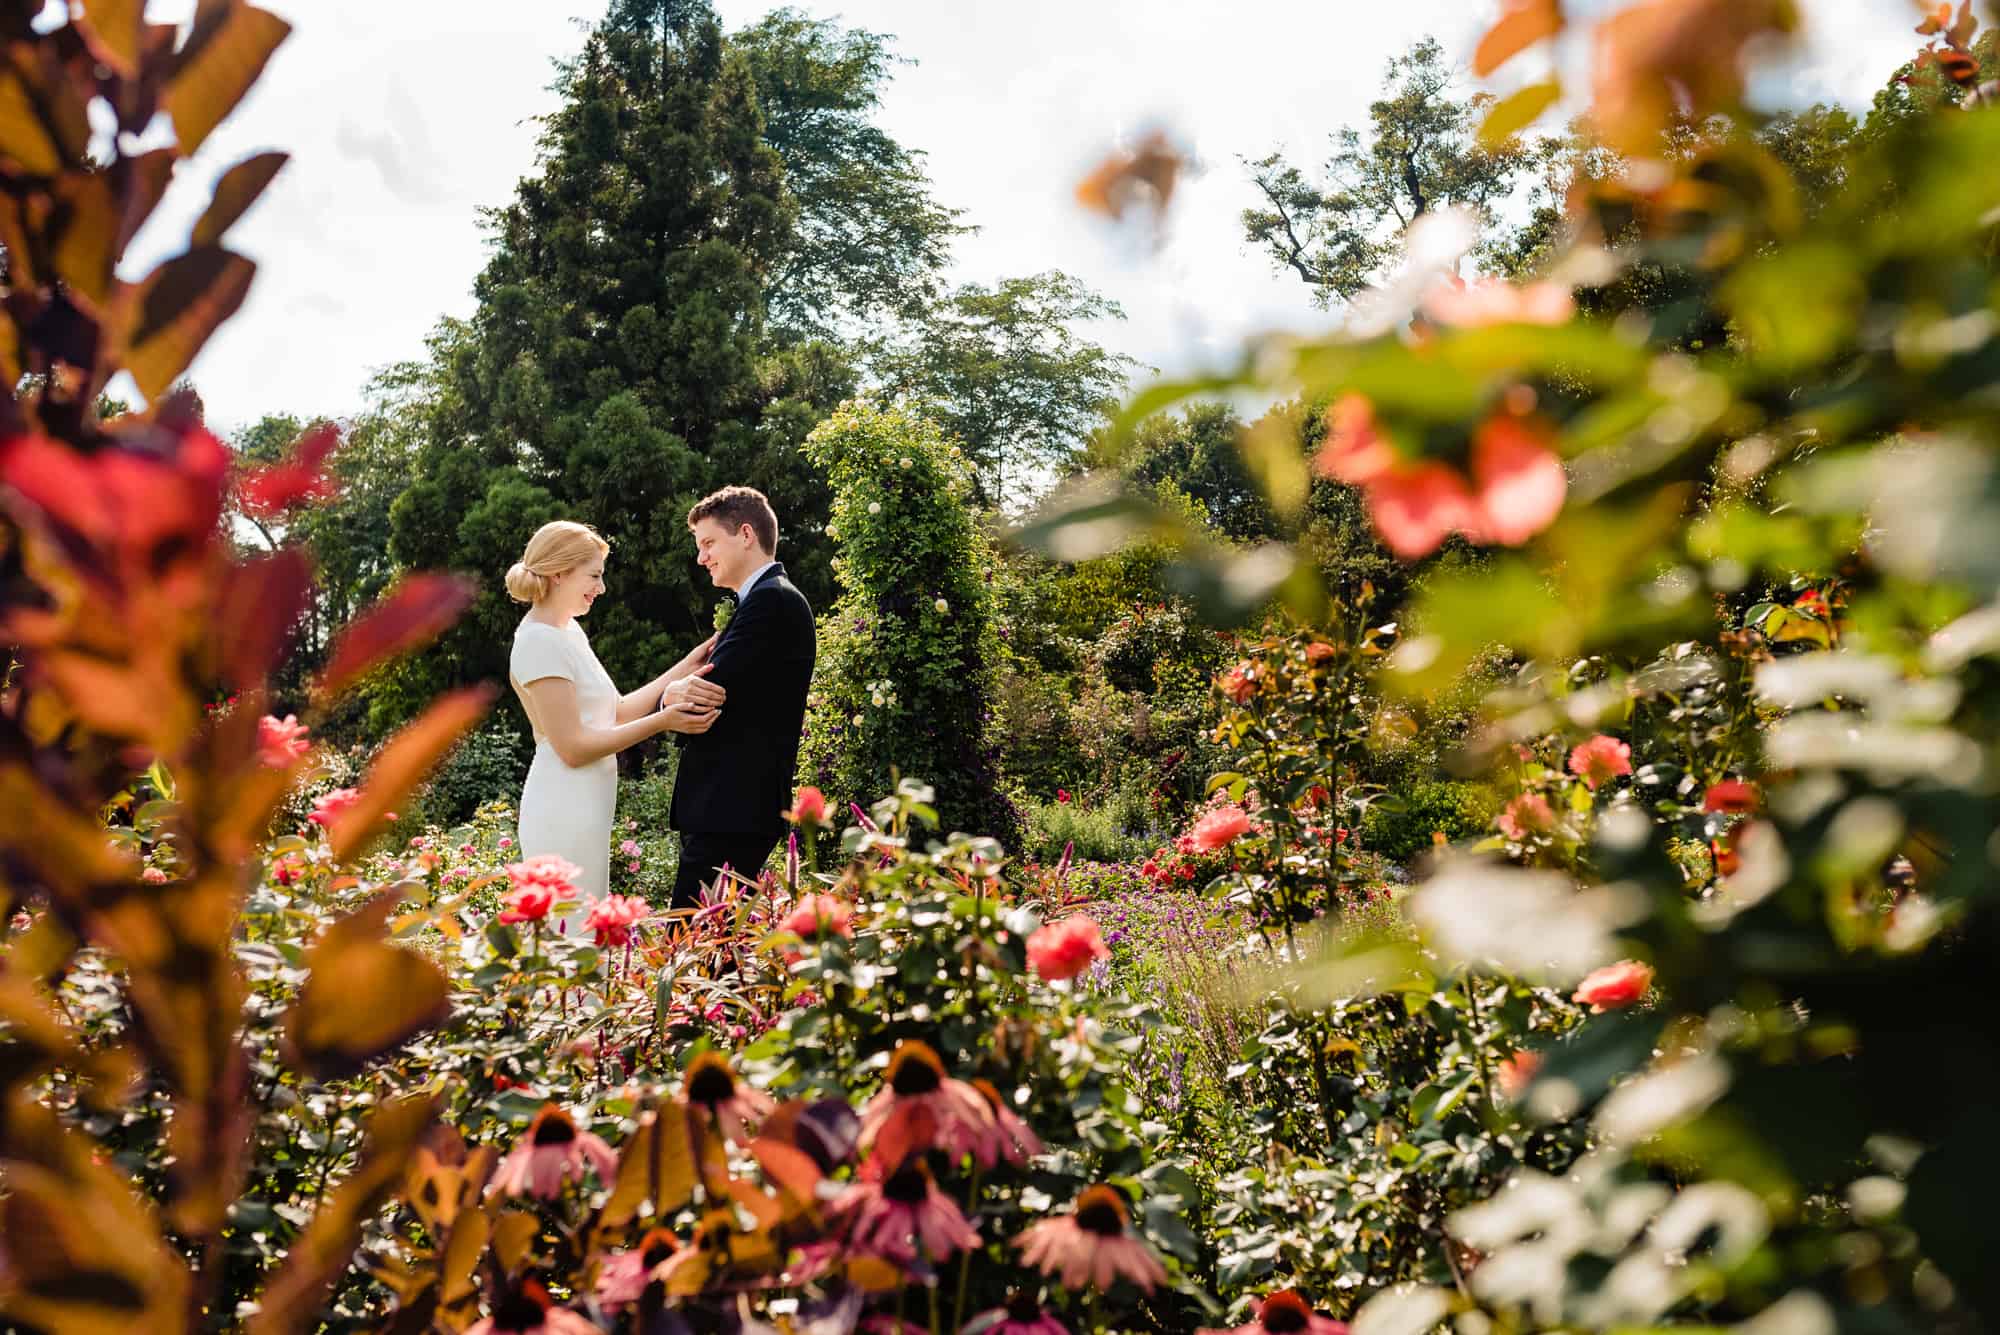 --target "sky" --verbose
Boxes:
[131,0,1927,437]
